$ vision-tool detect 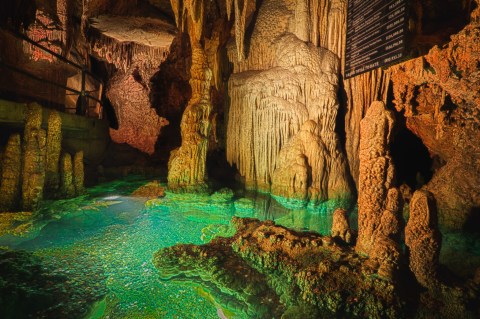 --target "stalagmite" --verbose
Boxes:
[45,111,62,195]
[356,101,396,256]
[0,134,22,211]
[21,104,46,211]
[370,188,403,281]
[73,151,85,195]
[60,153,75,198]
[331,208,352,244]
[405,190,441,288]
